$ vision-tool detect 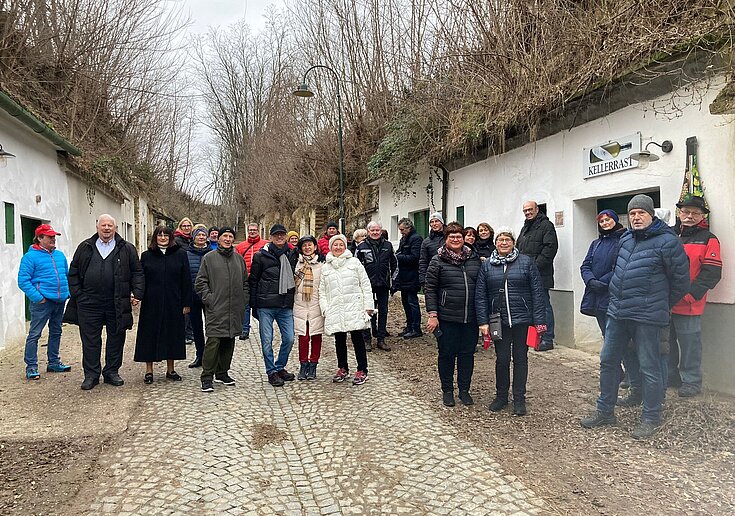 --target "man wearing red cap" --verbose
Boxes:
[17,223,72,379]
